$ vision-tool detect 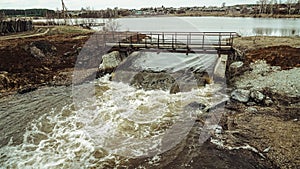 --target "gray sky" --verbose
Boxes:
[0,0,258,10]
